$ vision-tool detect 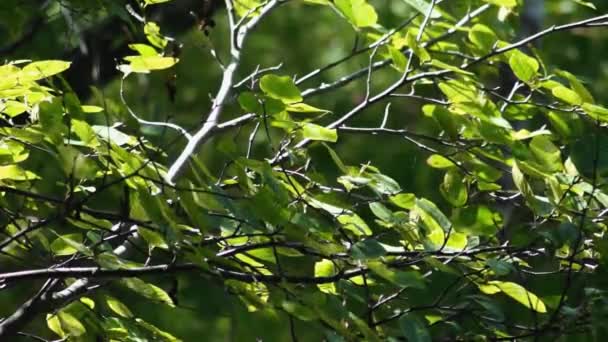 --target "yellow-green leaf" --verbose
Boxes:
[260,75,302,103]
[582,103,608,122]
[122,56,178,73]
[427,154,455,168]
[406,31,430,62]
[315,259,337,294]
[0,165,40,180]
[509,50,539,83]
[20,60,71,81]
[286,102,330,113]
[106,296,134,318]
[302,123,338,142]
[552,86,583,106]
[335,0,378,28]
[121,278,175,307]
[479,281,547,313]
[468,24,497,51]
[483,0,517,7]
